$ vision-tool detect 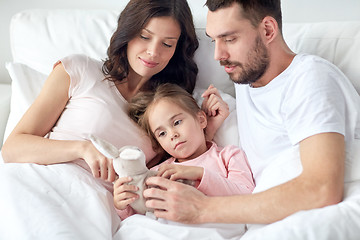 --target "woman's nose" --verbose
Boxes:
[146,42,159,57]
